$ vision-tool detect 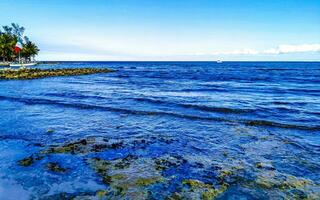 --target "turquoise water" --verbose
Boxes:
[0,62,319,199]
